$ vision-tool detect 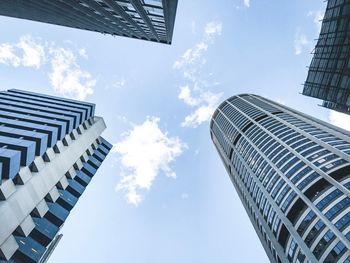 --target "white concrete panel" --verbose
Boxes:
[0,117,106,250]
